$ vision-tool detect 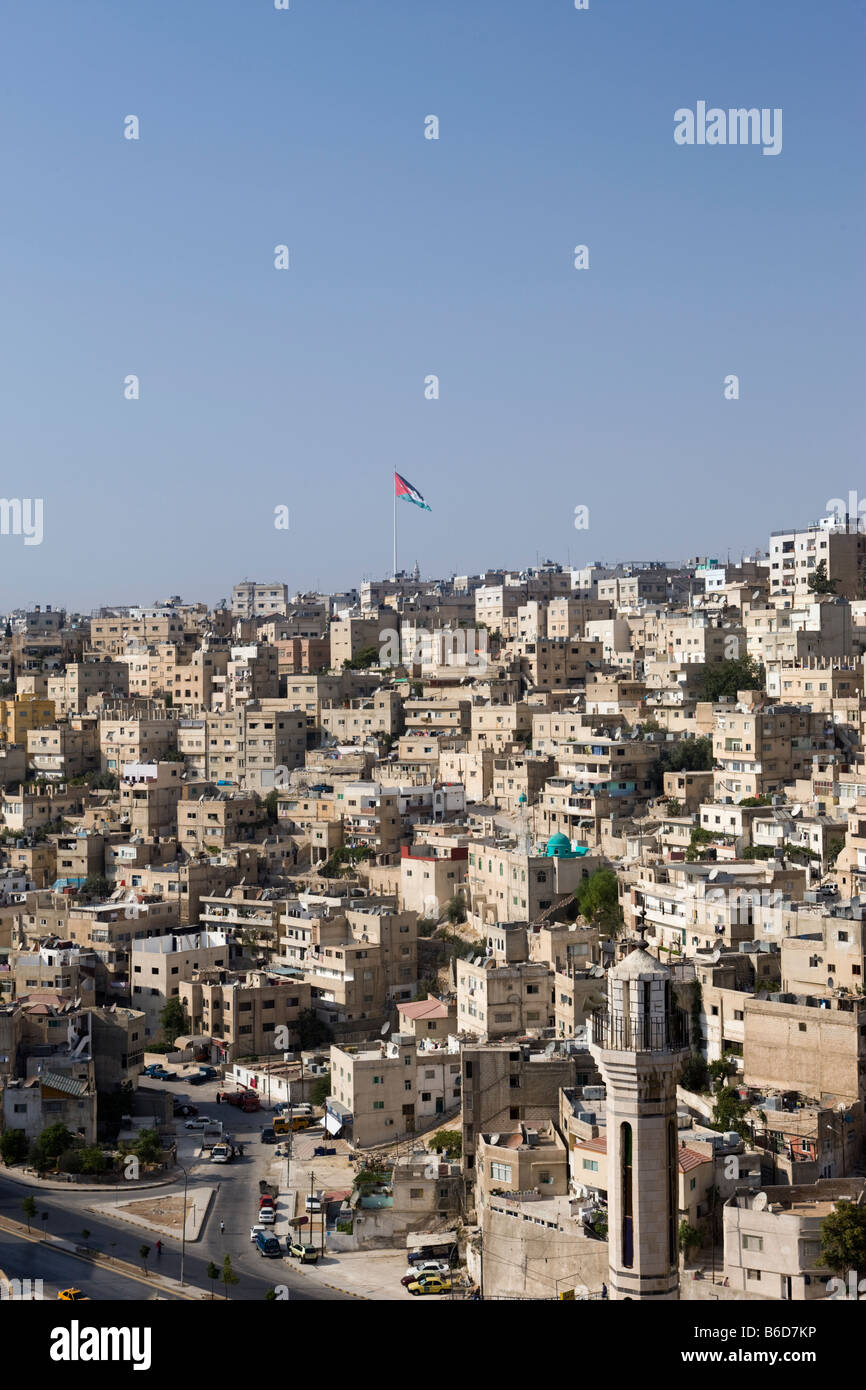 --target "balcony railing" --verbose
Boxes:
[591,1008,689,1053]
